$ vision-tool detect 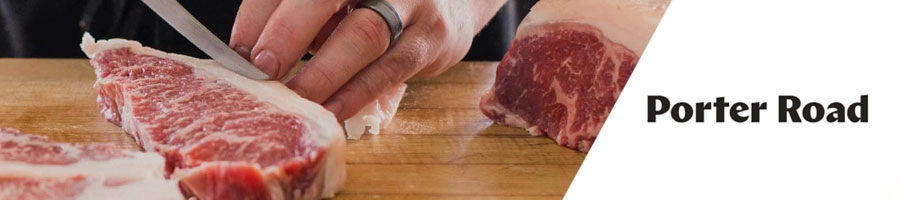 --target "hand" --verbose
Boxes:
[229,0,508,121]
